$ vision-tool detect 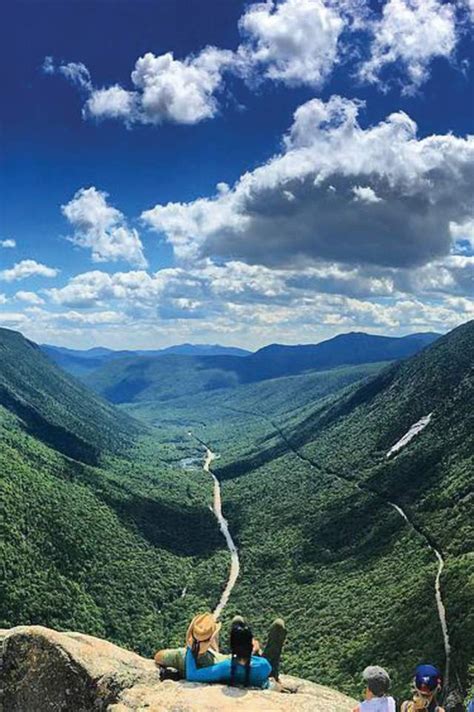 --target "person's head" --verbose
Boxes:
[362,666,391,698]
[186,612,221,658]
[414,664,442,699]
[230,620,253,687]
[230,620,253,661]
